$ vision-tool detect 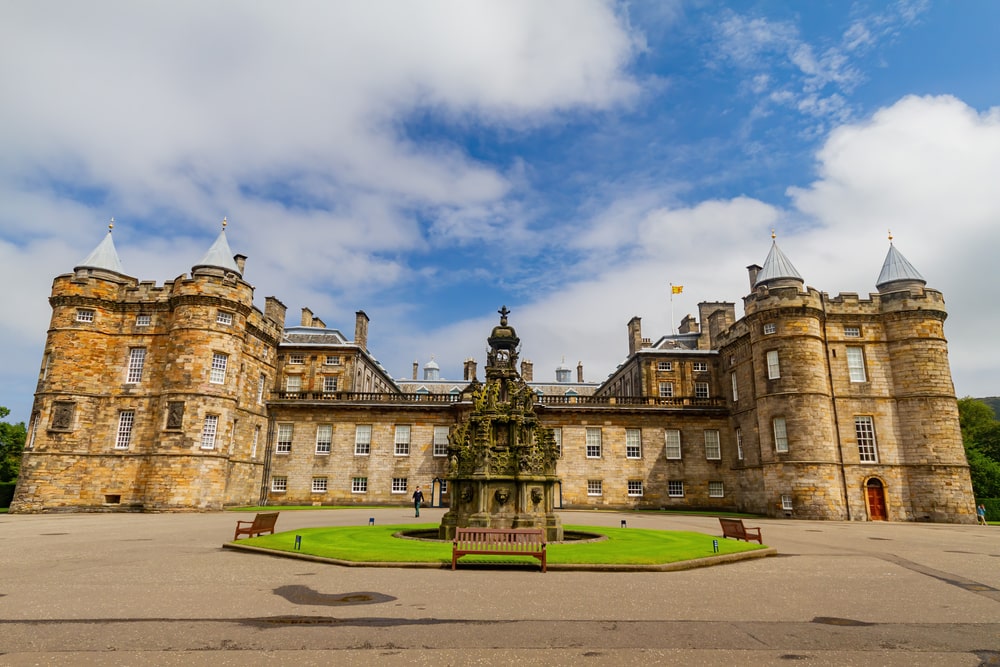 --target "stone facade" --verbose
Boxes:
[11,231,976,523]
